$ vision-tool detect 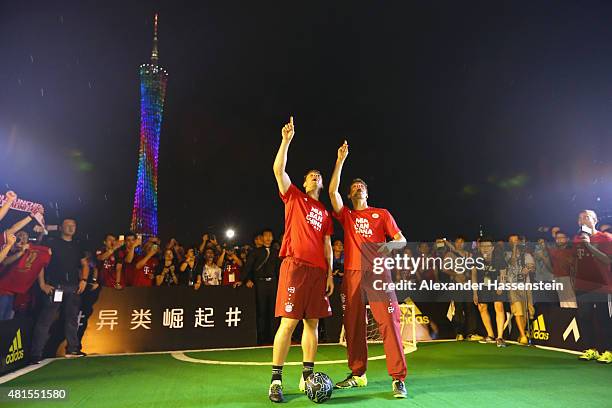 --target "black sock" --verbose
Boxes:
[302,362,314,380]
[272,365,283,383]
